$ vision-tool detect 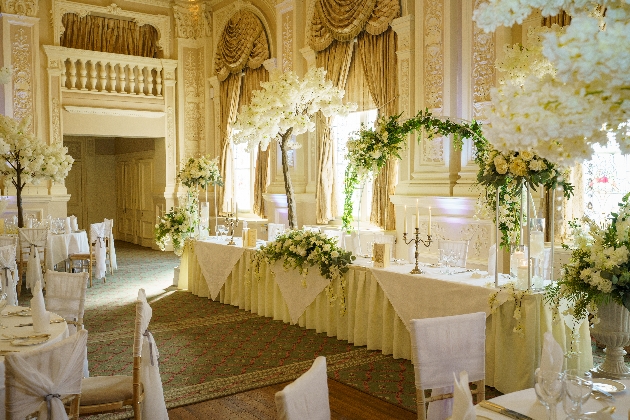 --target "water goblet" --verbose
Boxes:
[534,368,564,420]
[562,369,593,419]
[216,224,227,239]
